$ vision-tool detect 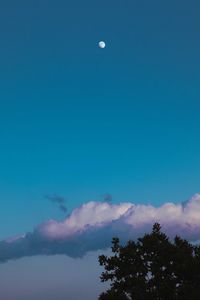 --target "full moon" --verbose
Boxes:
[99,41,106,49]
